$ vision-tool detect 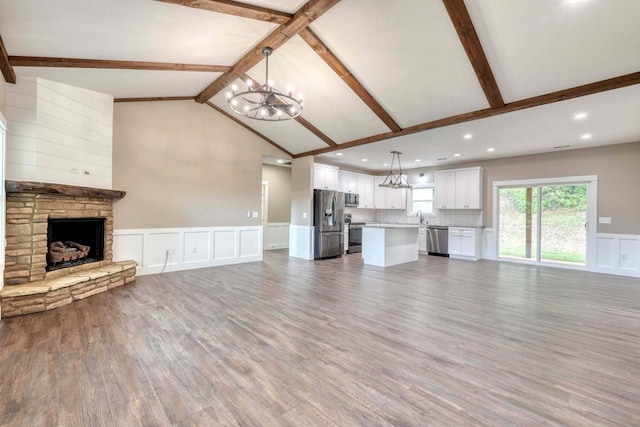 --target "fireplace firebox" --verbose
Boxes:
[47,218,106,271]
